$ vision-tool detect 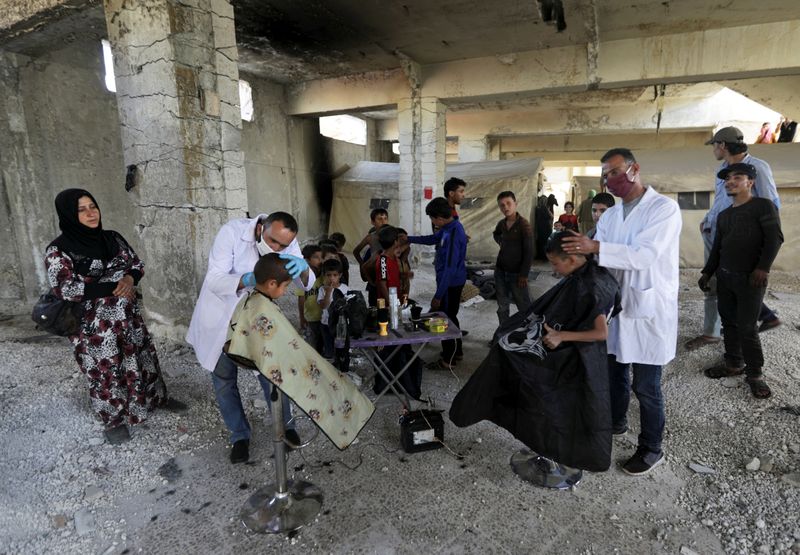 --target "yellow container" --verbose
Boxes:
[425,317,448,333]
